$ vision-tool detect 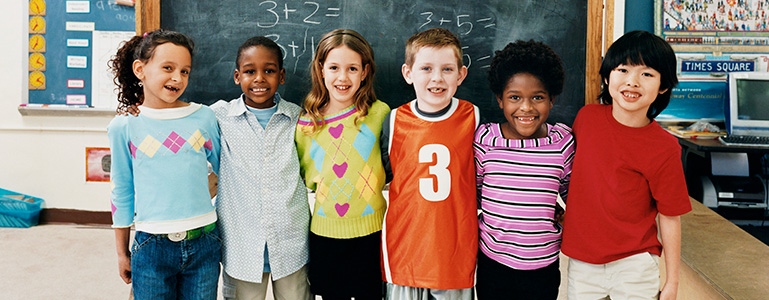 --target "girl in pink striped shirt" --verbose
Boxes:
[473,40,575,300]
